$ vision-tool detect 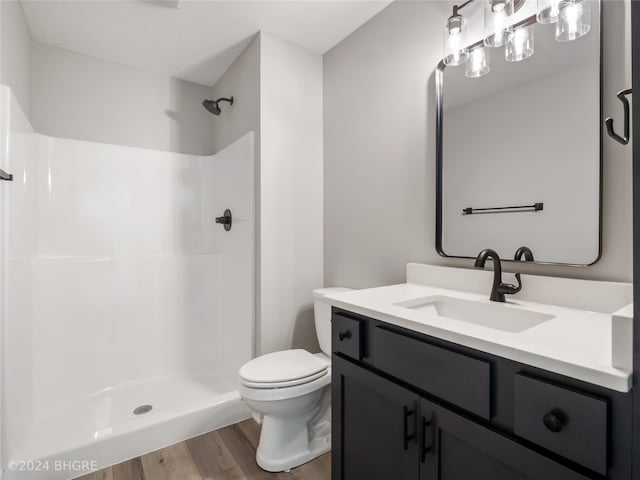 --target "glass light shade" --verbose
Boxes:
[556,0,590,42]
[443,16,469,66]
[537,0,561,23]
[505,25,534,62]
[465,46,490,78]
[484,0,514,48]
